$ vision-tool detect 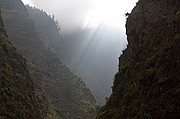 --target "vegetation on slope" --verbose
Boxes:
[97,0,180,119]
[26,6,126,105]
[0,10,57,119]
[1,0,97,119]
